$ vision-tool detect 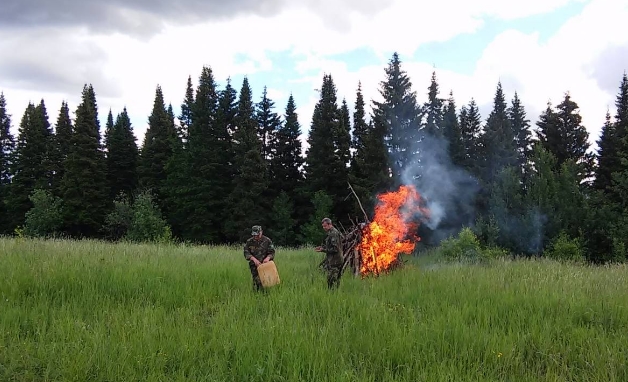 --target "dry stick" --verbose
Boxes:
[347,182,370,223]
